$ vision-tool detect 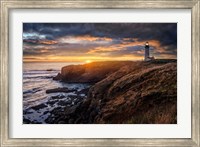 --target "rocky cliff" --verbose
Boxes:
[49,59,177,124]
[53,61,133,83]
